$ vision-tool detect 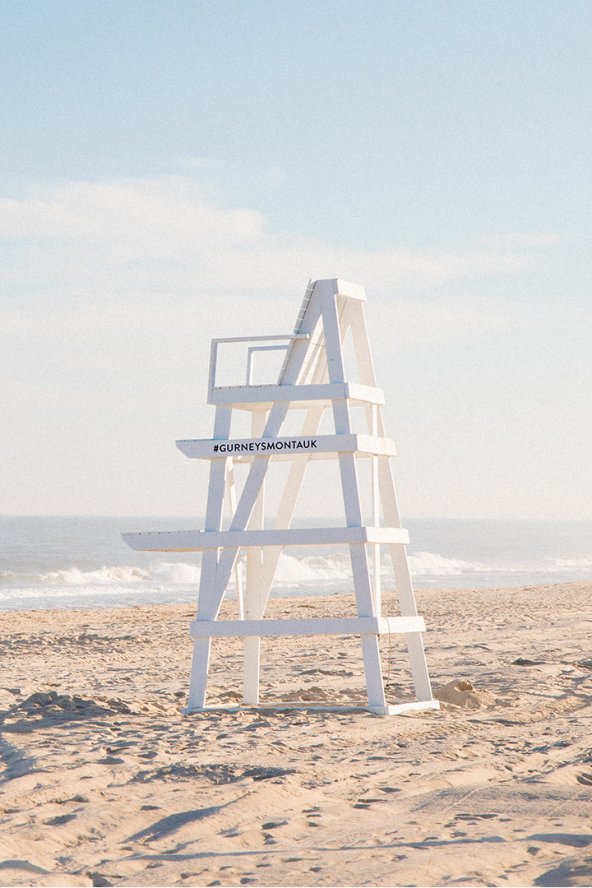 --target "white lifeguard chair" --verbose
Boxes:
[123,279,438,716]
